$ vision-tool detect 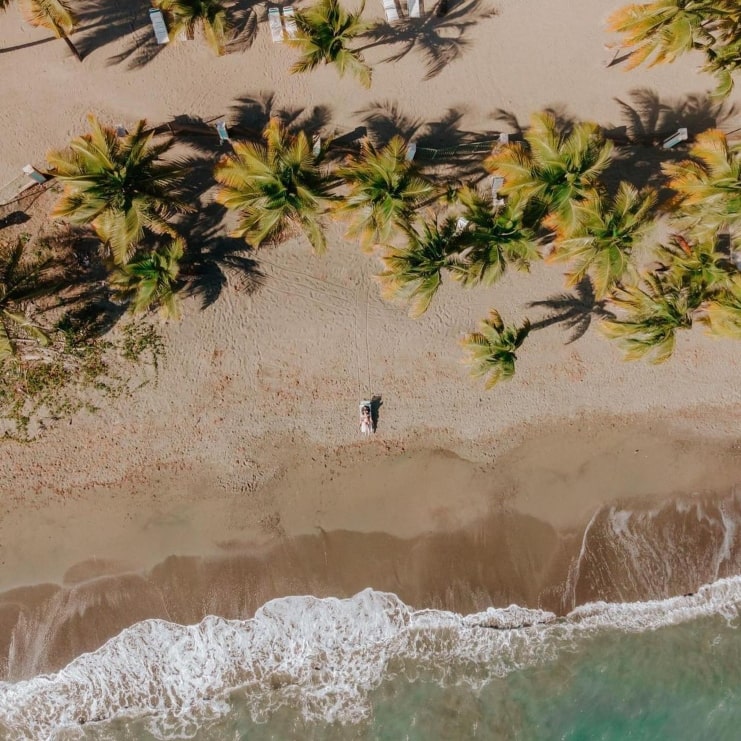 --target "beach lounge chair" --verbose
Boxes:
[22,165,47,185]
[149,9,170,45]
[382,0,400,23]
[408,0,420,18]
[405,140,417,161]
[491,175,505,207]
[312,134,322,156]
[268,7,284,42]
[455,217,469,234]
[498,132,509,145]
[216,120,230,145]
[282,6,298,39]
[662,128,688,149]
